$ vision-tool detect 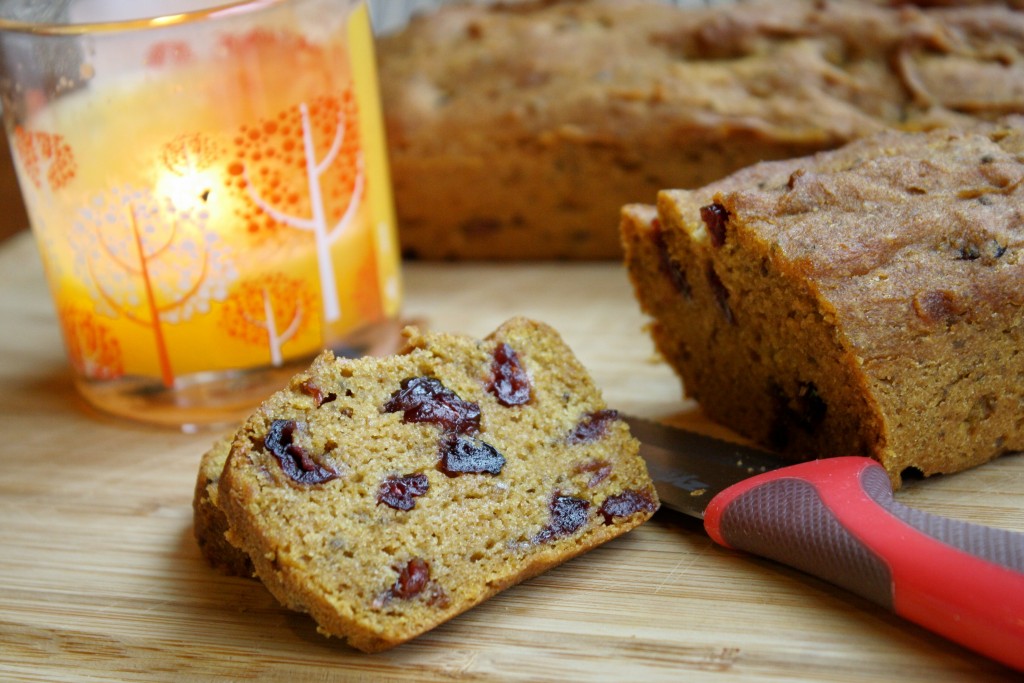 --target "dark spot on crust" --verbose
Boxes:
[956,239,1006,262]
